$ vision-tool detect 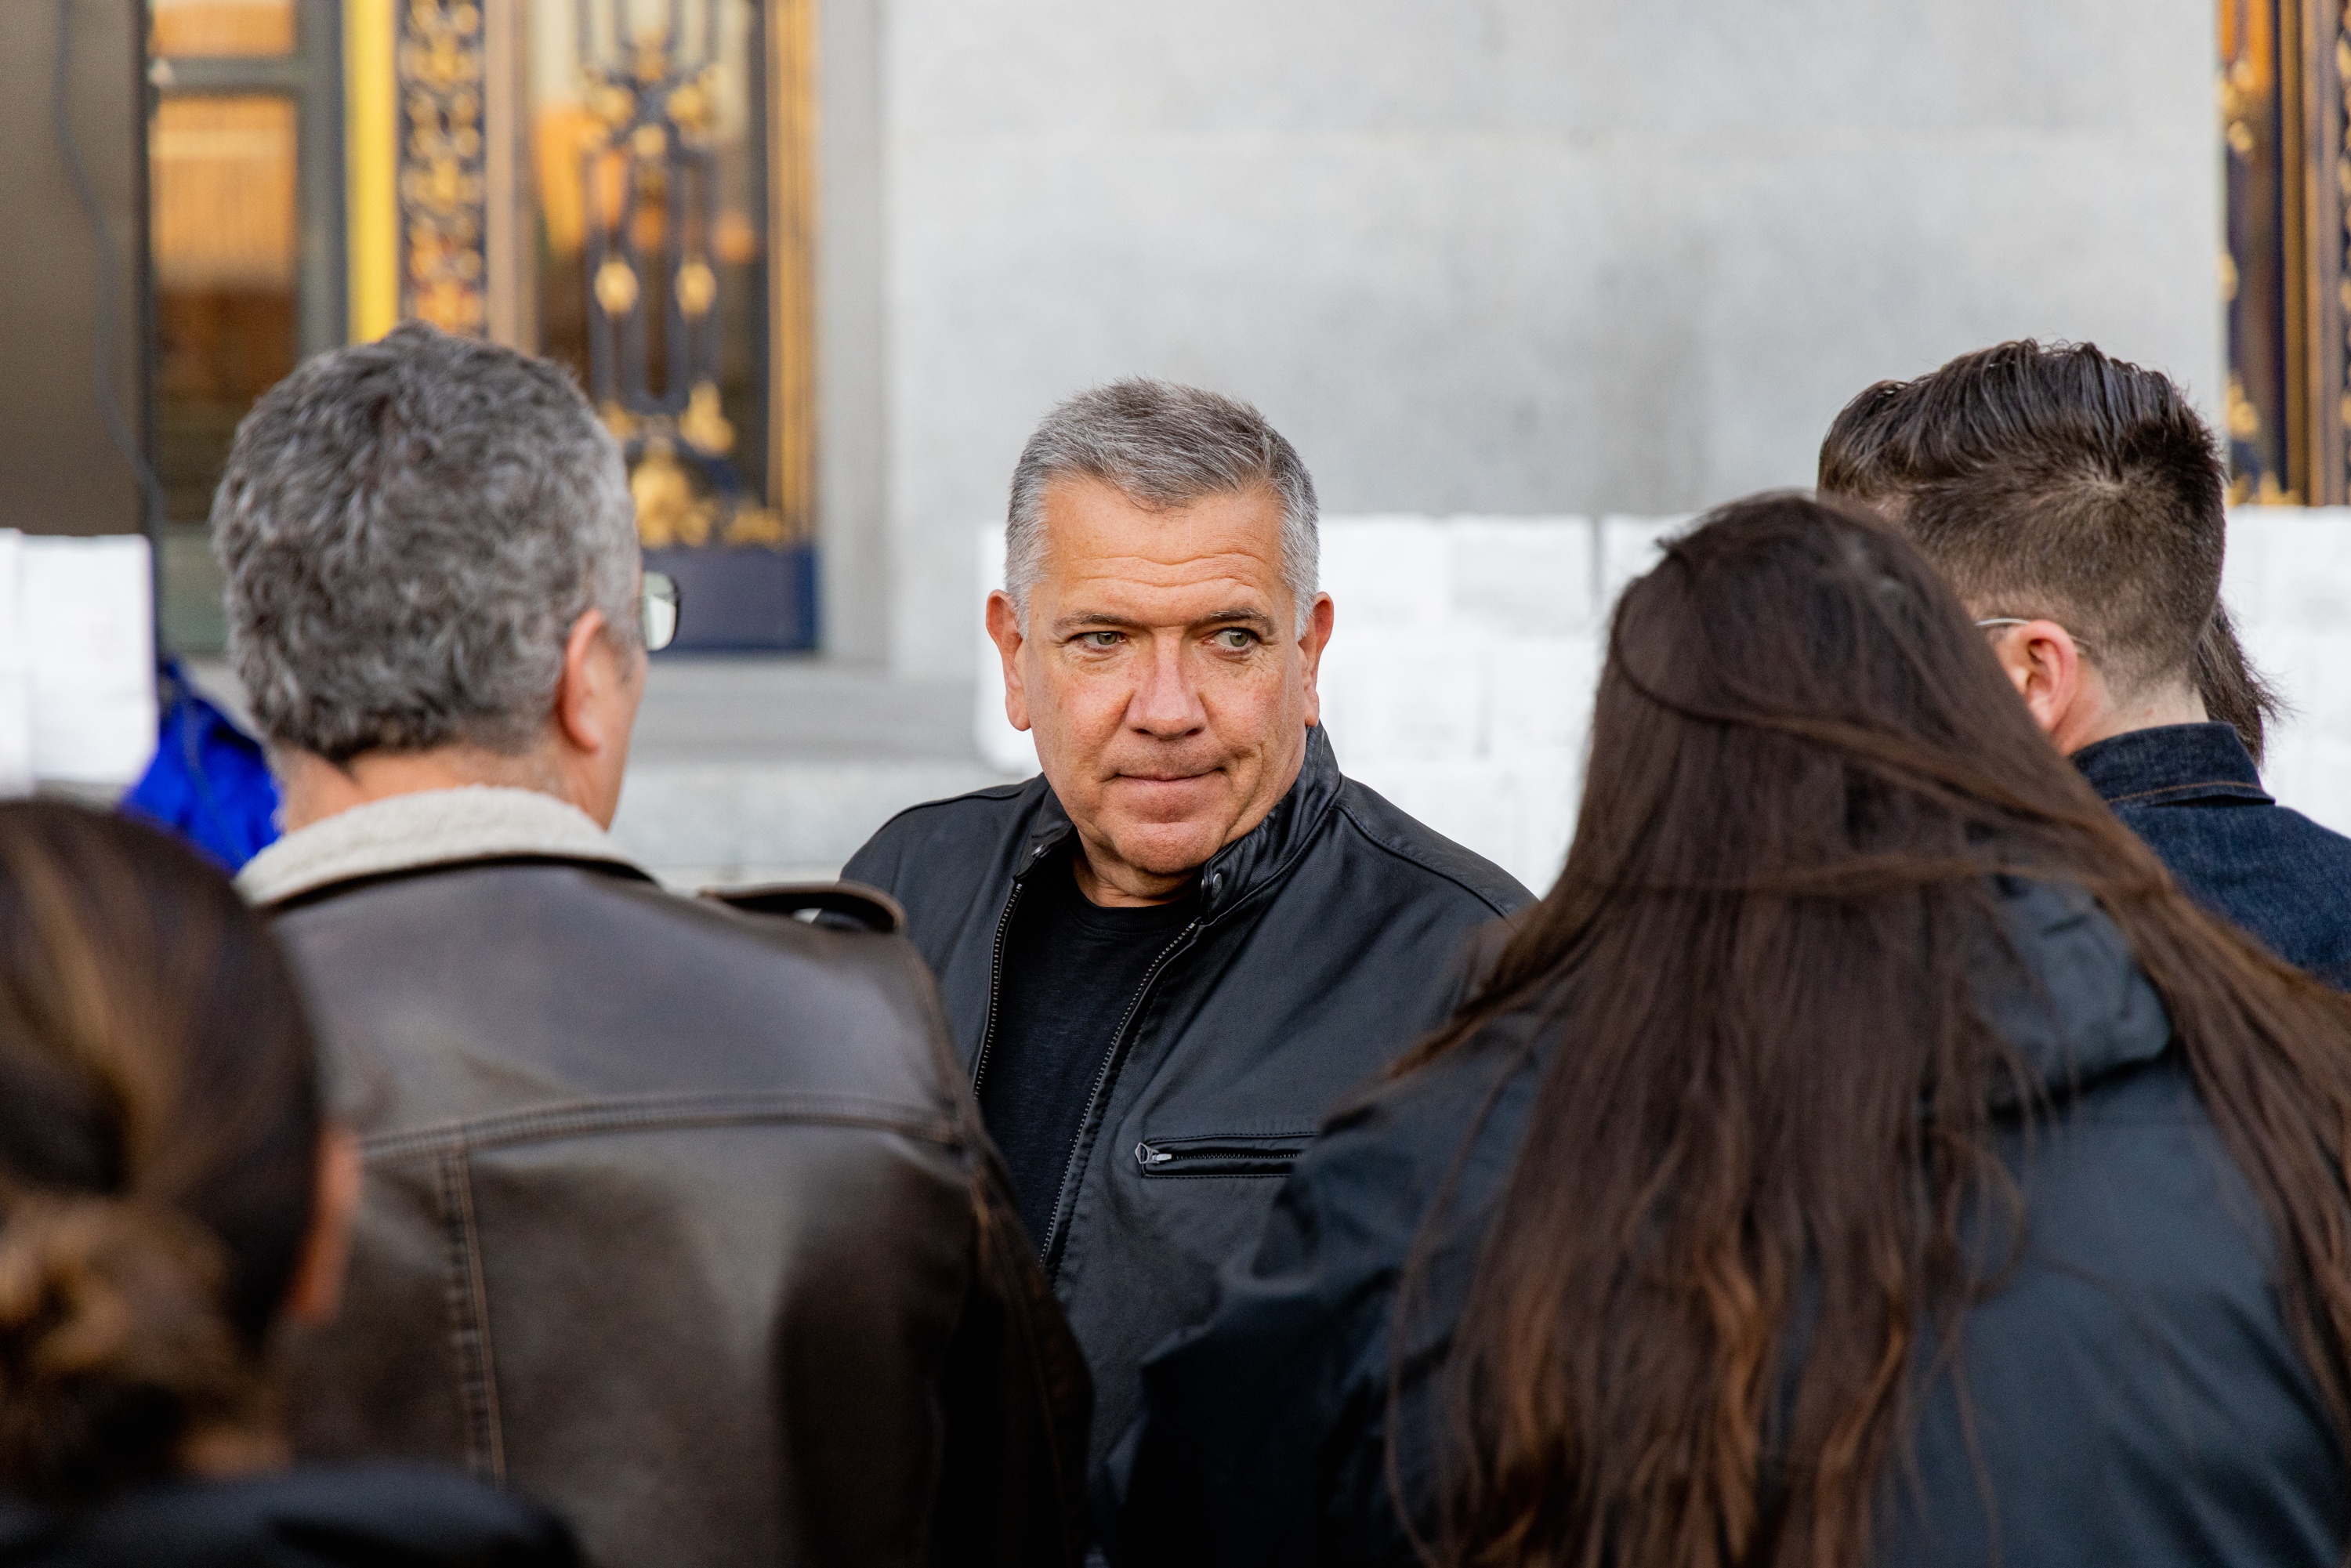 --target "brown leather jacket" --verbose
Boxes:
[248,791,1090,1567]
